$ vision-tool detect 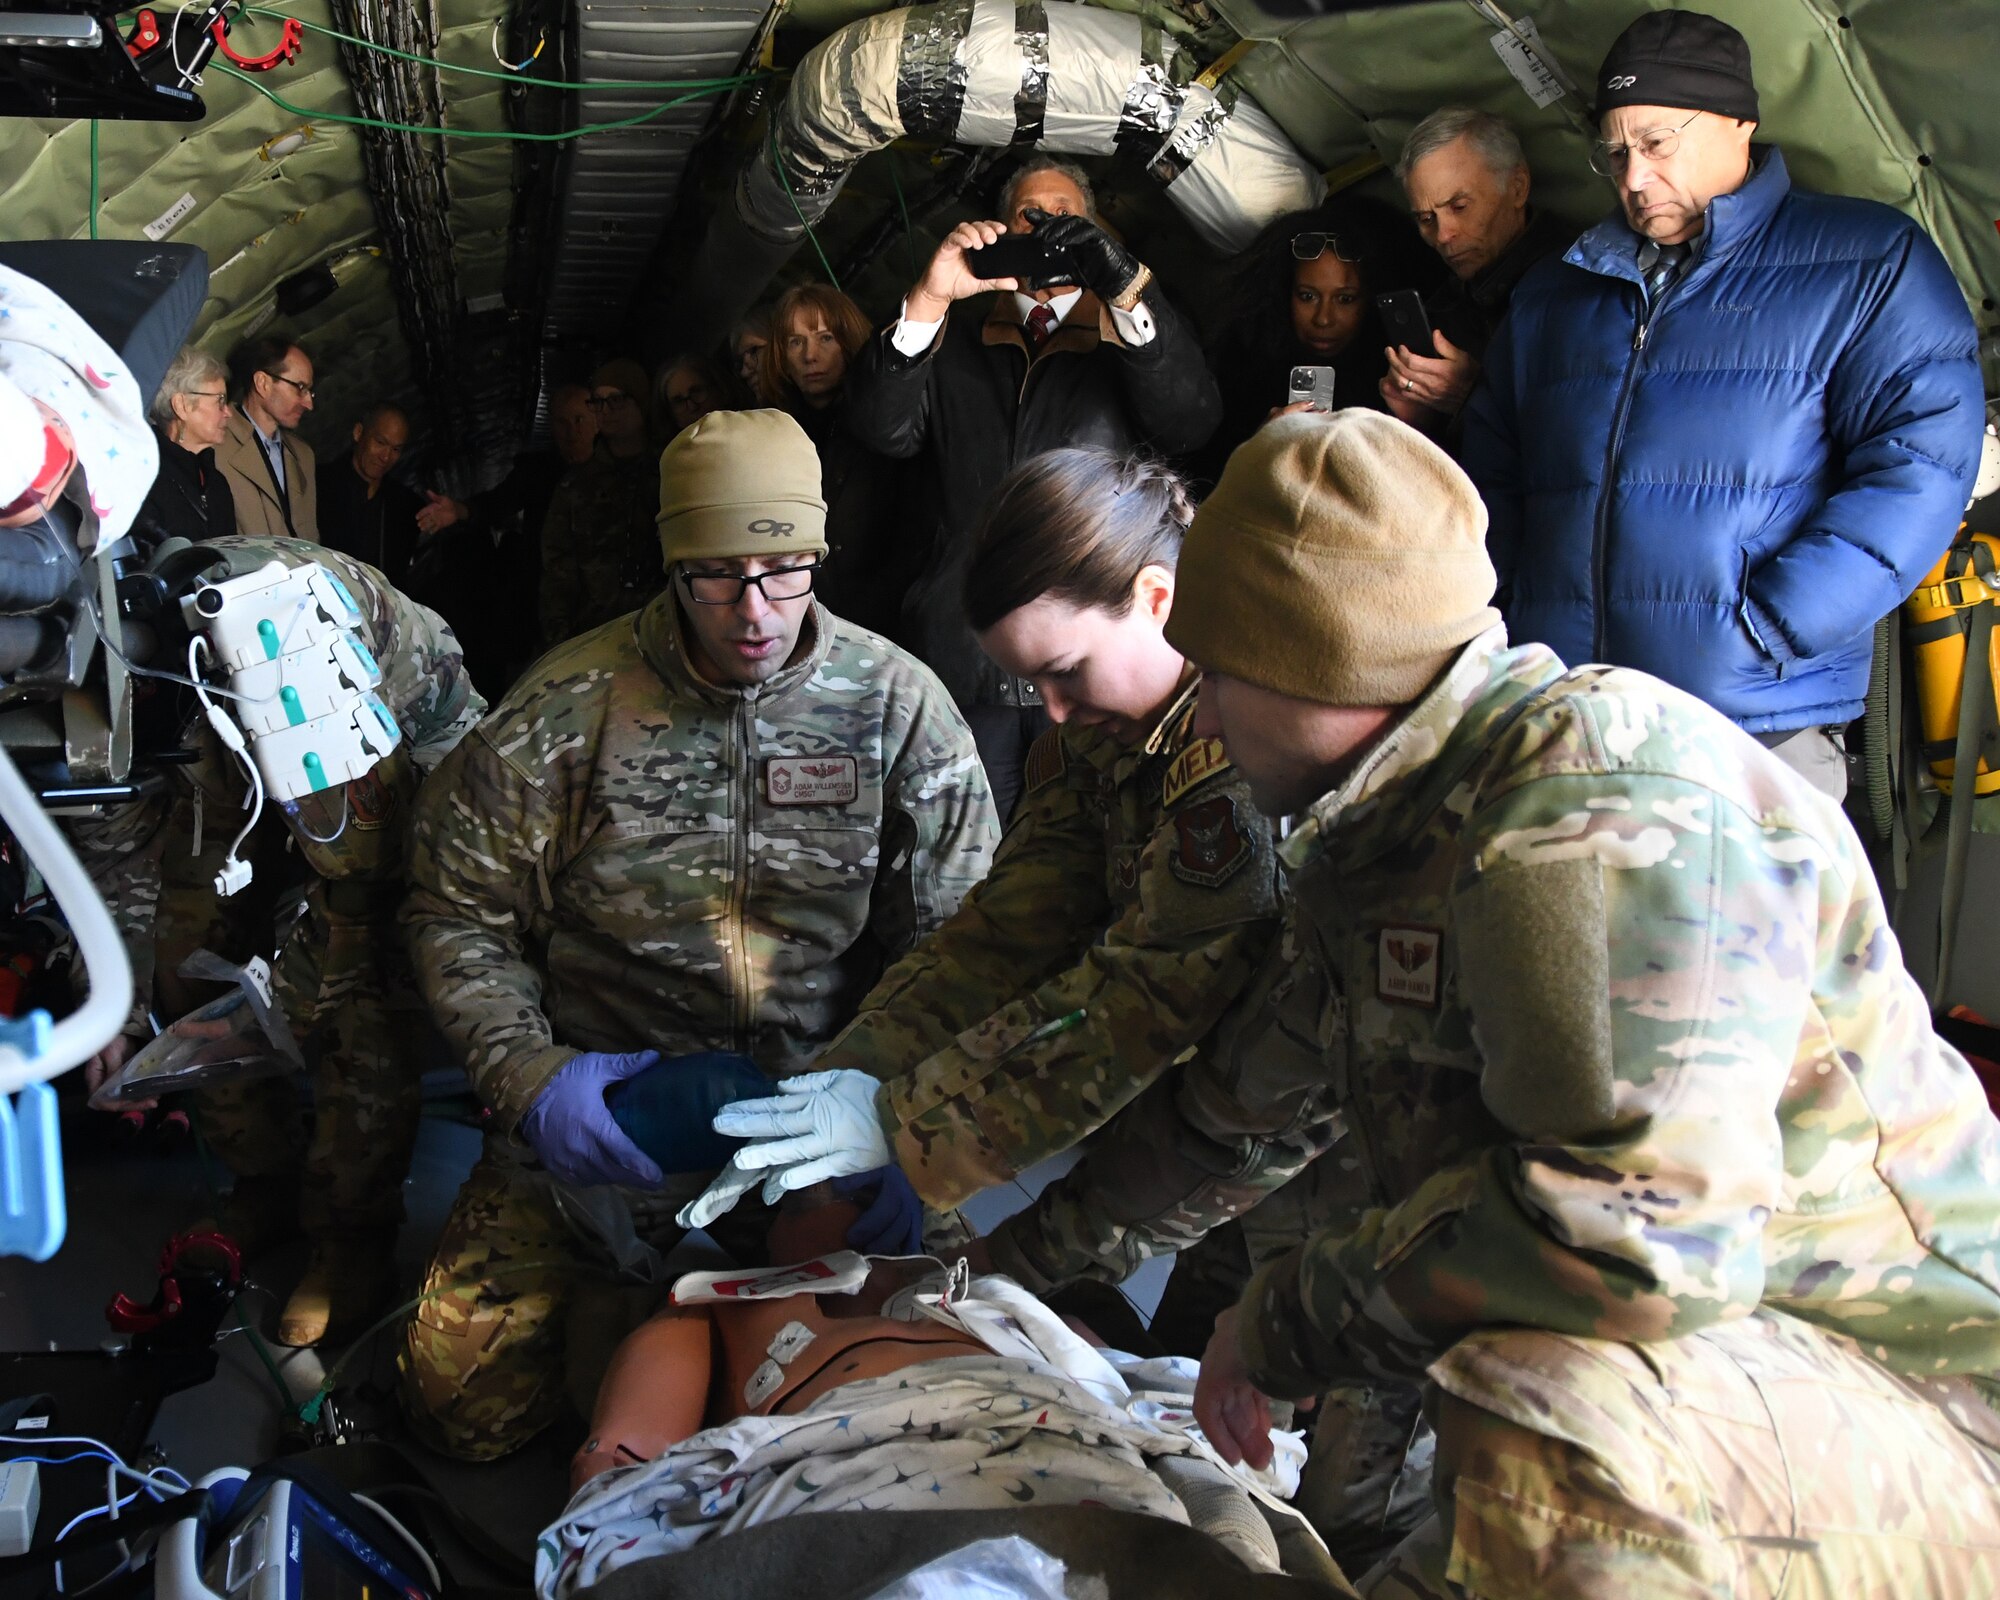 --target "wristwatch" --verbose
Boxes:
[1109,263,1153,313]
